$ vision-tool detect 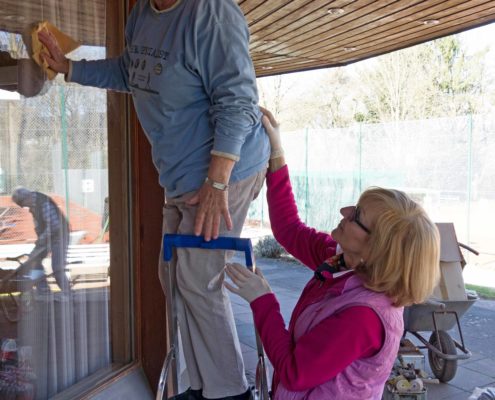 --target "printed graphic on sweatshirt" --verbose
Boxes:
[128,44,169,94]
